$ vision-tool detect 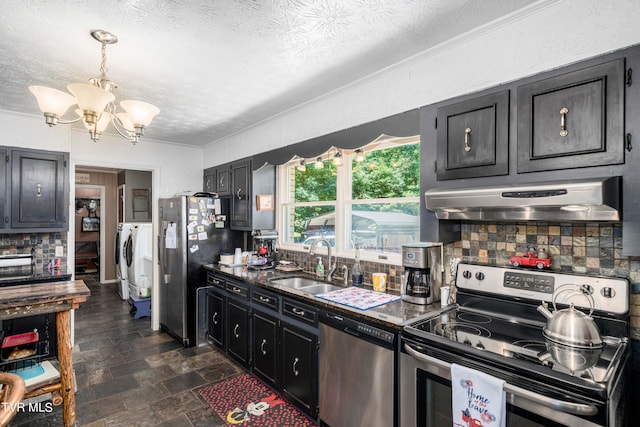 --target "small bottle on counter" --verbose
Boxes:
[316,257,324,279]
[352,244,363,286]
